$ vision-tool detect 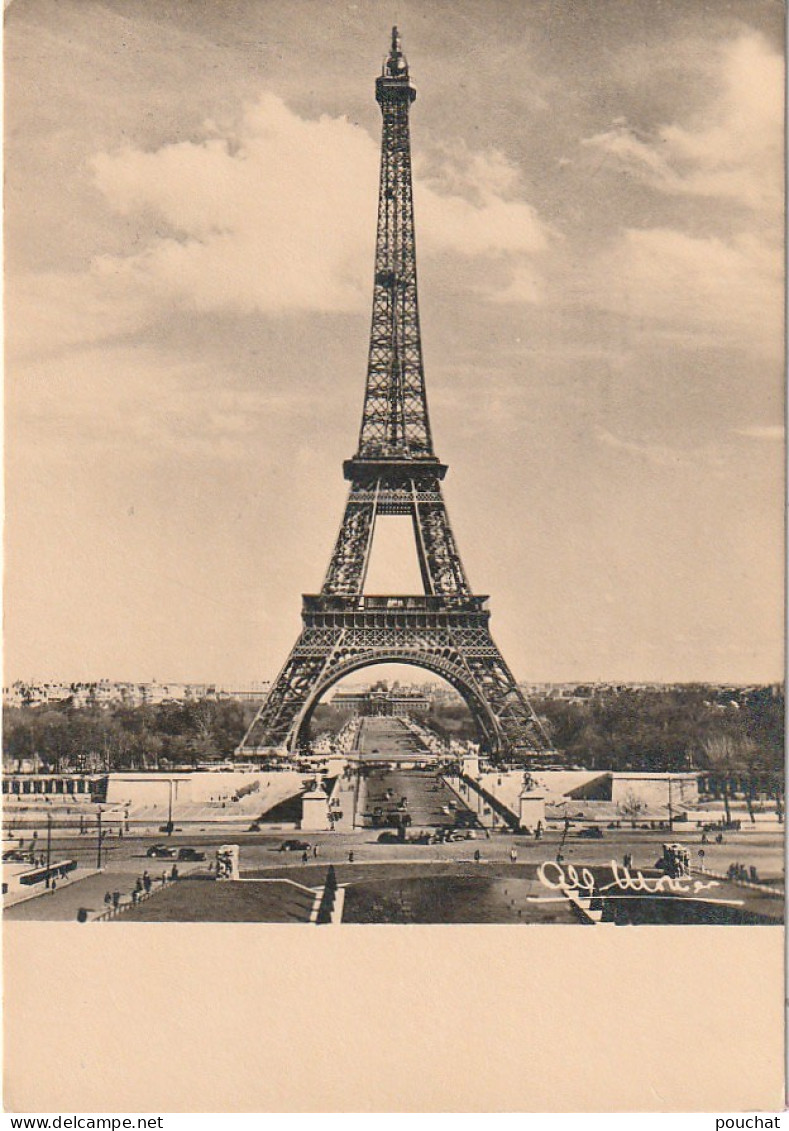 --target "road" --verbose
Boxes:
[356,716,436,763]
[5,821,783,922]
